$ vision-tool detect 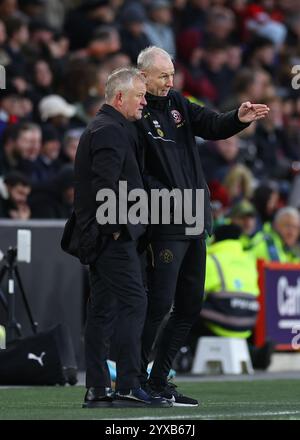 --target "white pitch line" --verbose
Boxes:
[101,410,300,420]
[205,402,300,406]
